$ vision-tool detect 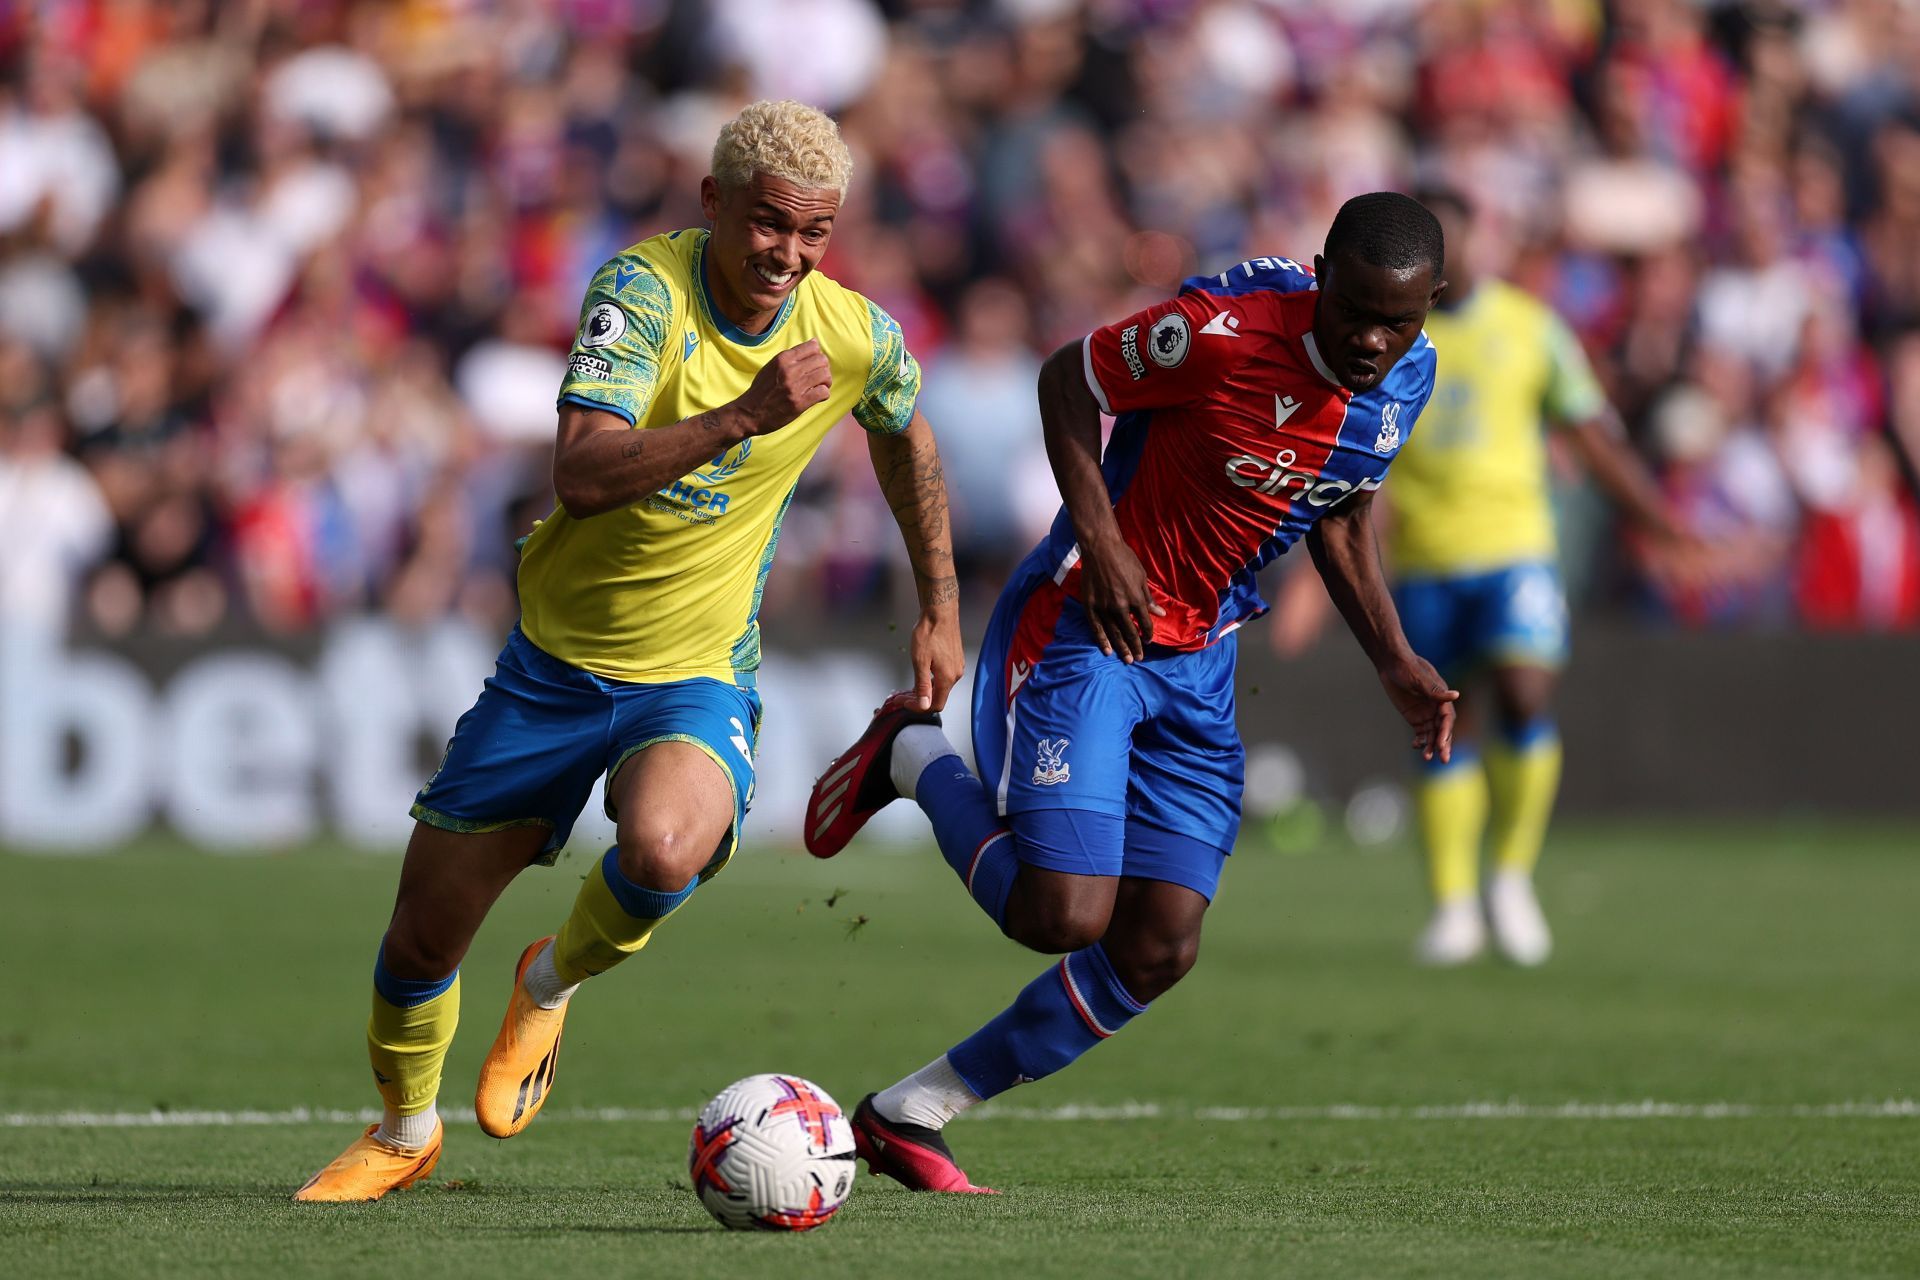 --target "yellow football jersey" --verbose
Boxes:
[1387,280,1608,575]
[518,228,920,684]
